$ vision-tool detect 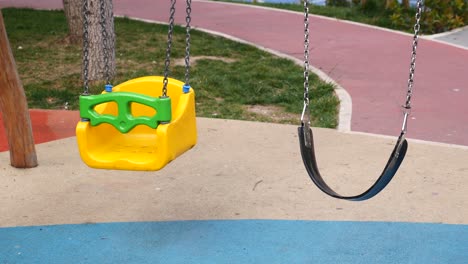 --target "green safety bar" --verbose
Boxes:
[79,92,172,133]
